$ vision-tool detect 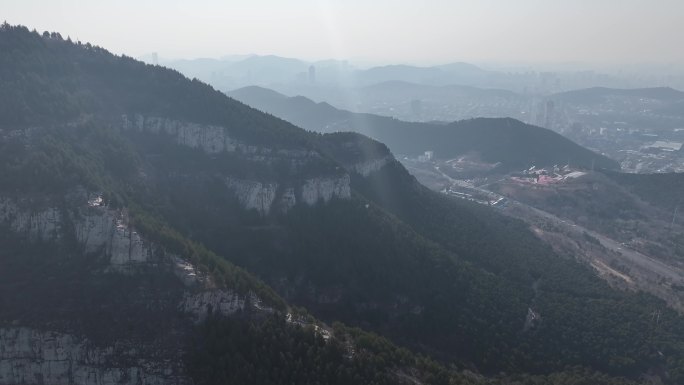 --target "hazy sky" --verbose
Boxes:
[4,0,684,66]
